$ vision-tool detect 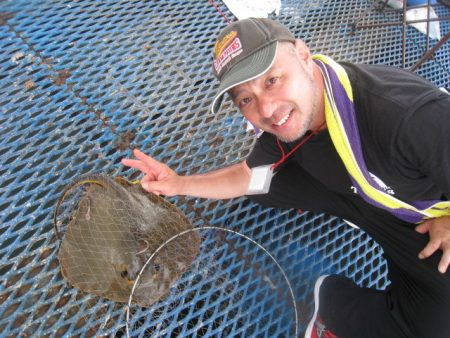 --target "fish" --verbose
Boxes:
[54,174,200,307]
